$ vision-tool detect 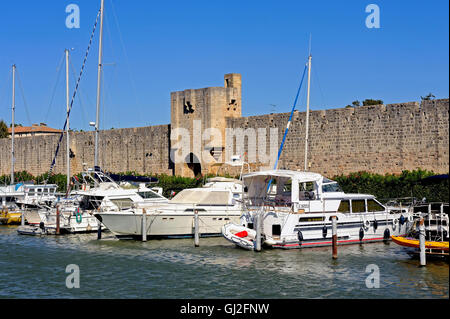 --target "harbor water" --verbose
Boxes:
[0,226,448,299]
